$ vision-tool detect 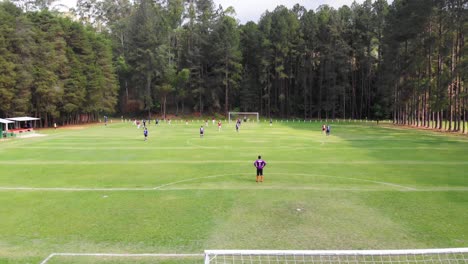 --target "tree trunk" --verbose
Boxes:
[318,62,324,120]
[225,54,229,117]
[146,73,151,118]
[163,95,167,119]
